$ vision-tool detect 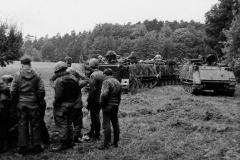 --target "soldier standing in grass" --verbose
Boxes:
[99,68,122,150]
[66,67,89,143]
[51,61,79,151]
[10,57,45,155]
[86,58,105,140]
[49,57,88,143]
